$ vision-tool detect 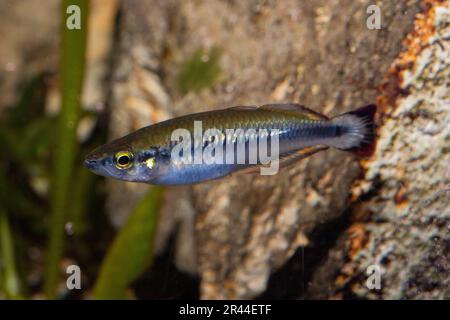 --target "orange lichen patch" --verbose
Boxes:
[347,223,369,259]
[350,179,372,202]
[333,224,370,288]
[391,0,447,78]
[223,280,237,298]
[335,274,348,287]
[378,0,448,117]
[358,143,379,169]
[394,183,409,208]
